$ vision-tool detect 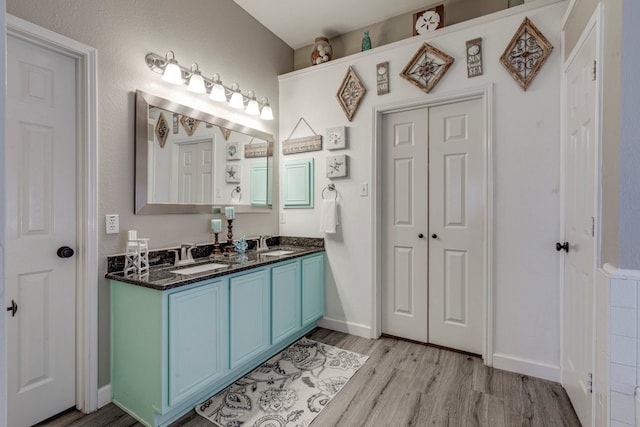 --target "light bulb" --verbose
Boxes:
[209,74,226,102]
[187,63,206,93]
[260,98,274,120]
[162,62,183,85]
[162,51,183,85]
[188,74,206,93]
[246,91,260,115]
[229,83,244,109]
